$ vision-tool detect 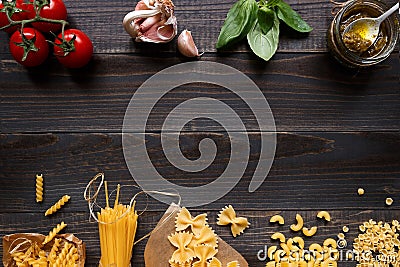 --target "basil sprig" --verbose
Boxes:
[217,0,313,61]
